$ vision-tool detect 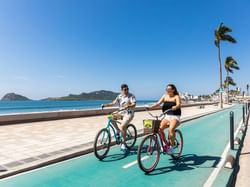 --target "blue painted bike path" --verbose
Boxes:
[0,105,242,187]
